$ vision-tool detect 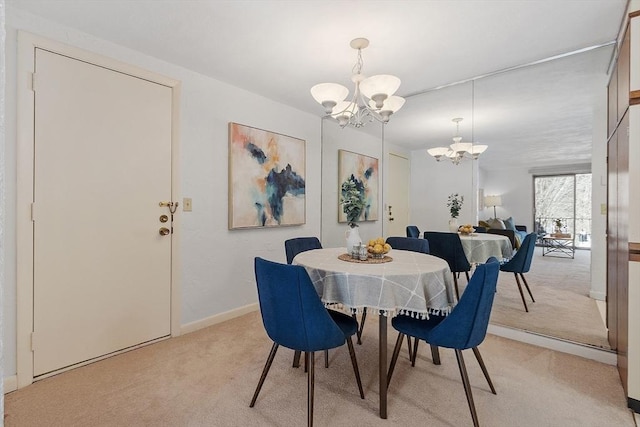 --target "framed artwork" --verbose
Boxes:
[228,123,306,229]
[338,149,379,223]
